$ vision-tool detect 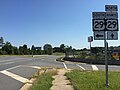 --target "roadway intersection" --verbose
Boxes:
[0,56,120,90]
